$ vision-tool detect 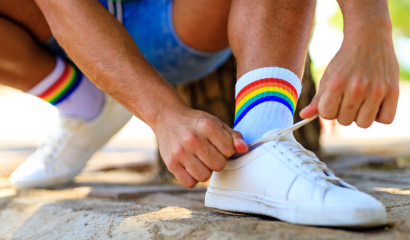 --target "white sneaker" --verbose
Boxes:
[10,95,132,189]
[205,116,386,227]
